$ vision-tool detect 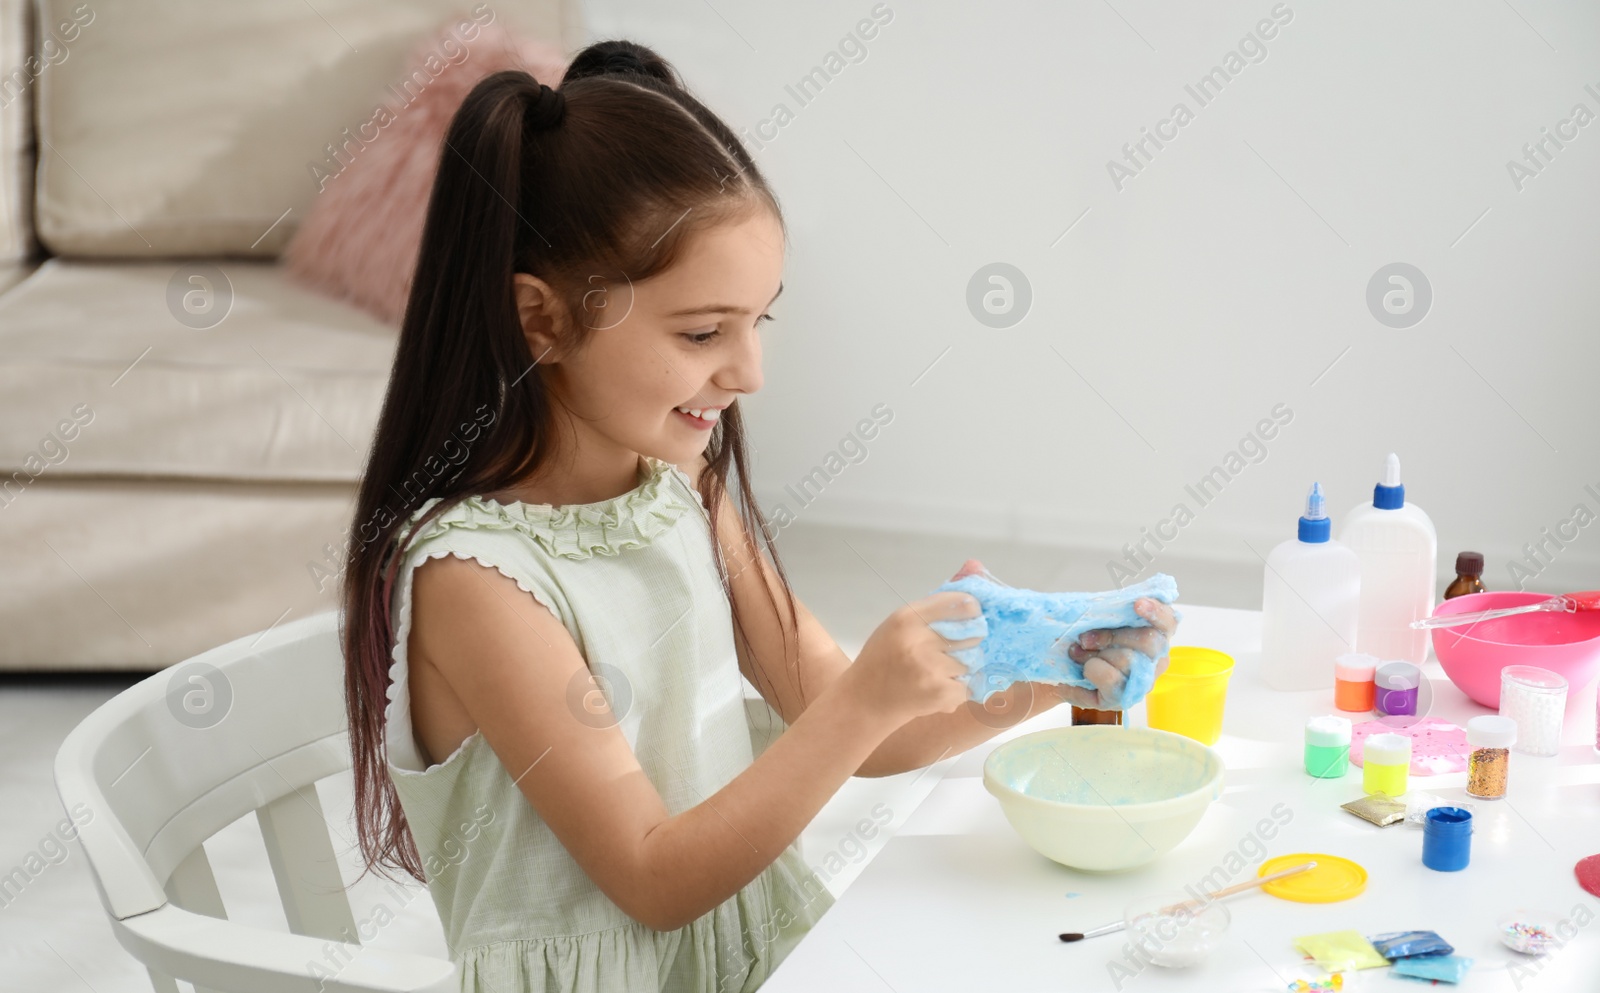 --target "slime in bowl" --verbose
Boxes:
[983,726,1224,872]
[1428,591,1600,709]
